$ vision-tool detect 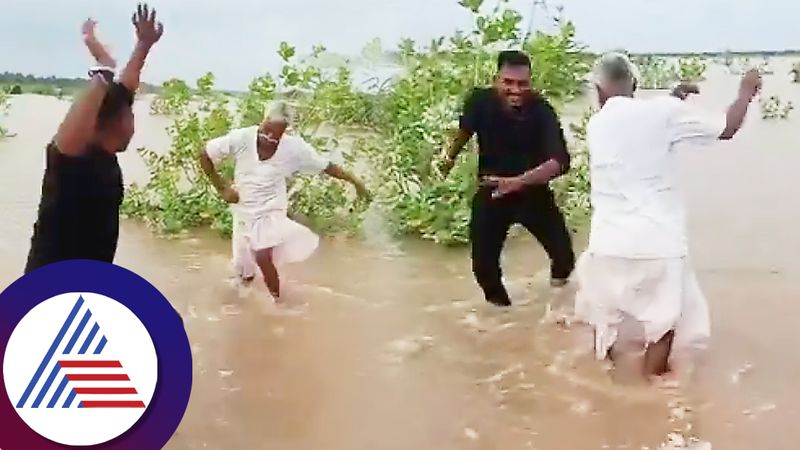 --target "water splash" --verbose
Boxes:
[360,202,403,257]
